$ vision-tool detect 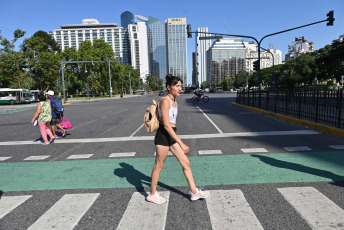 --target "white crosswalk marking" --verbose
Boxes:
[109,152,136,157]
[241,148,268,153]
[116,191,170,230]
[278,187,344,230]
[206,190,264,230]
[0,195,32,219]
[67,154,94,159]
[284,146,312,151]
[154,151,173,156]
[0,157,11,161]
[199,150,222,155]
[28,193,99,230]
[329,145,344,150]
[24,155,50,161]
